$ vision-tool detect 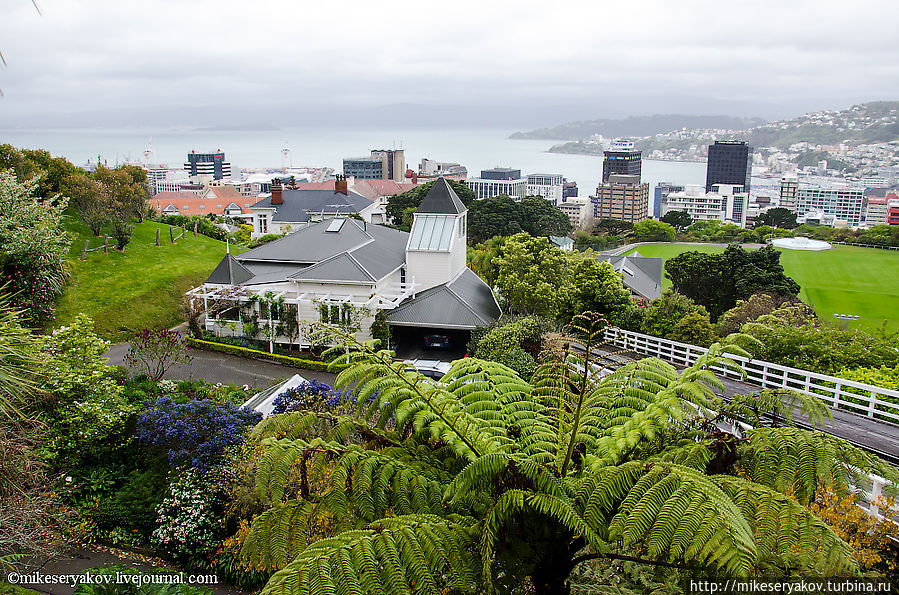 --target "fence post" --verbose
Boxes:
[193,221,198,236]
[170,226,175,243]
[104,235,108,253]
[156,228,160,246]
[81,239,89,260]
